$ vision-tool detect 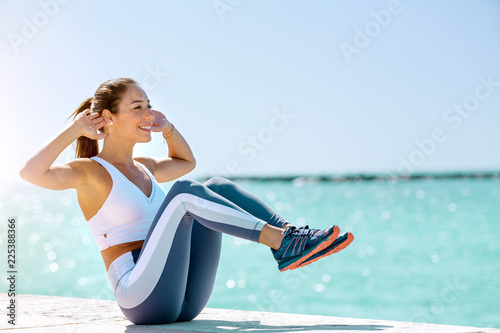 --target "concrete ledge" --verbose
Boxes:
[1,293,498,332]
